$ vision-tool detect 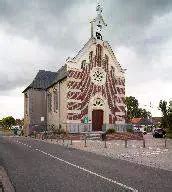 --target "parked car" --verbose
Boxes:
[152,128,166,138]
[133,127,147,135]
[10,125,23,136]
